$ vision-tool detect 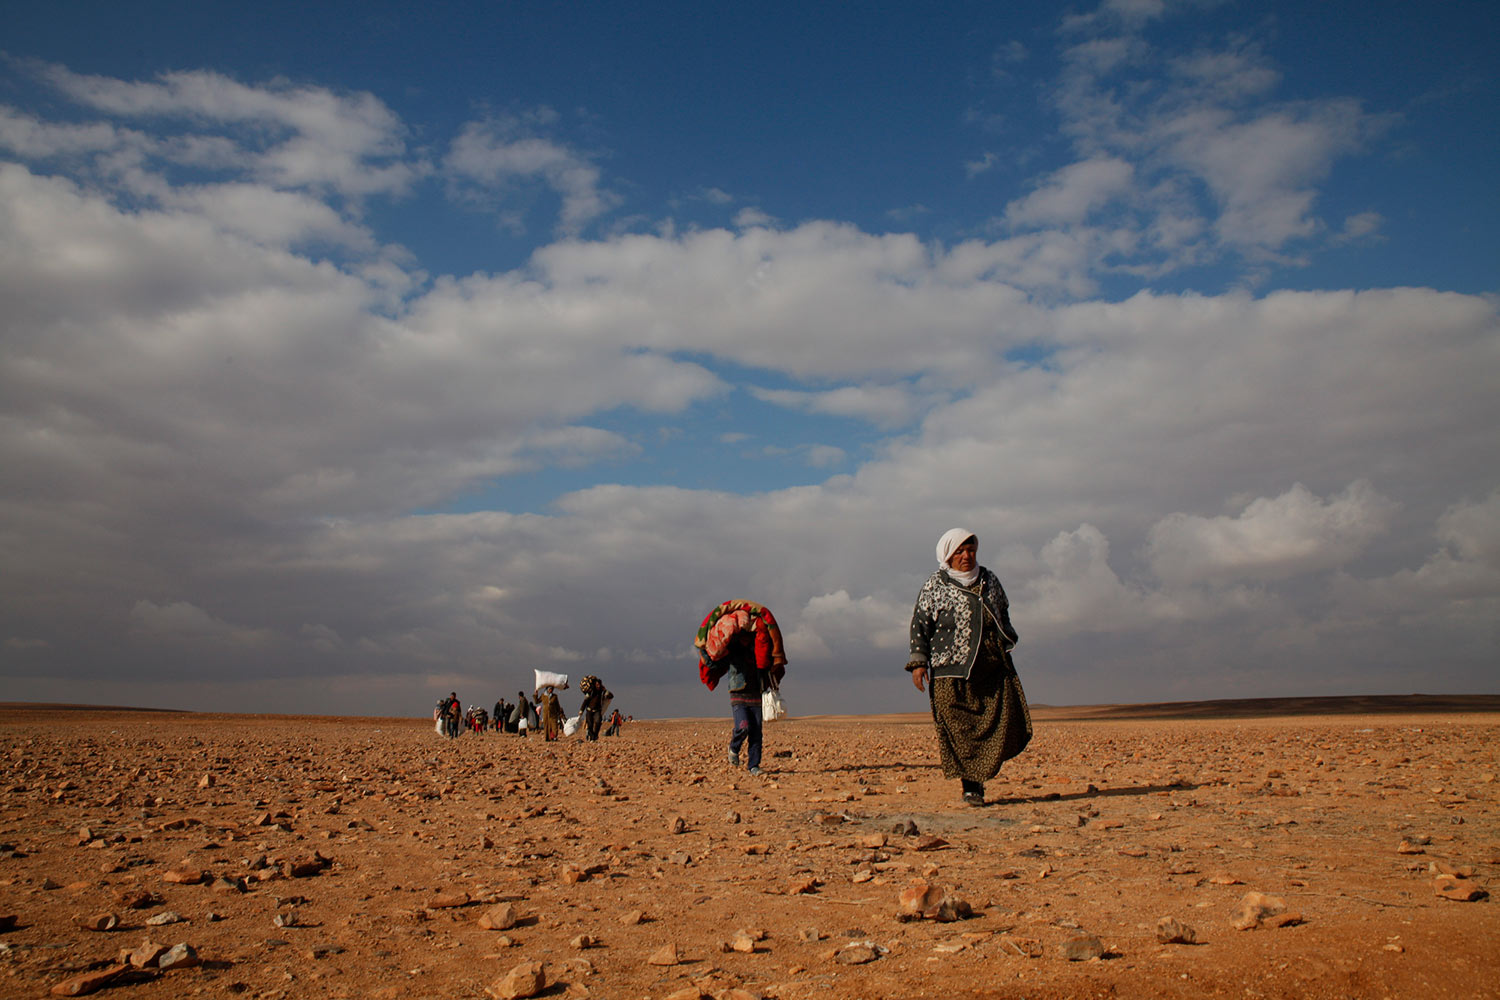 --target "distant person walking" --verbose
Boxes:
[442,692,462,739]
[696,600,787,776]
[512,691,533,736]
[906,529,1031,806]
[605,708,625,737]
[579,675,612,741]
[539,685,566,741]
